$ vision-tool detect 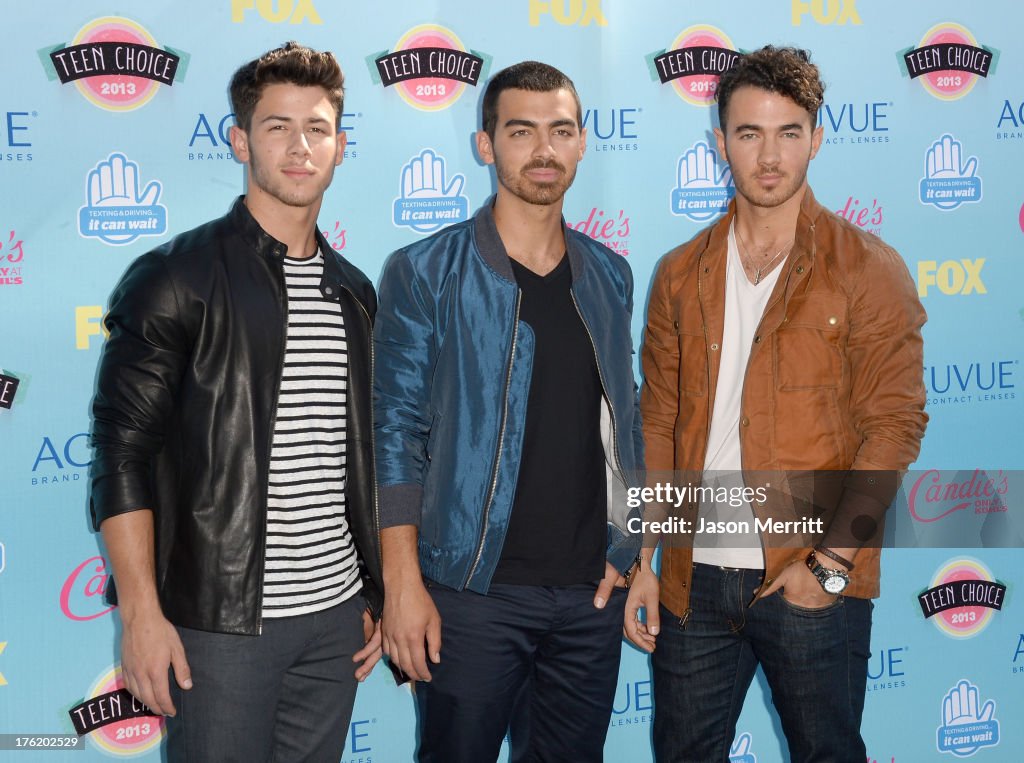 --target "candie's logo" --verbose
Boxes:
[368,25,490,112]
[69,667,163,756]
[835,196,882,236]
[647,26,739,107]
[908,469,1009,523]
[39,18,188,112]
[898,23,998,102]
[918,558,1006,639]
[61,556,115,622]
[570,207,631,257]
